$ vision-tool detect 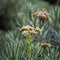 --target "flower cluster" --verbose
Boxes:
[41,42,52,48]
[20,26,41,36]
[32,11,50,22]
